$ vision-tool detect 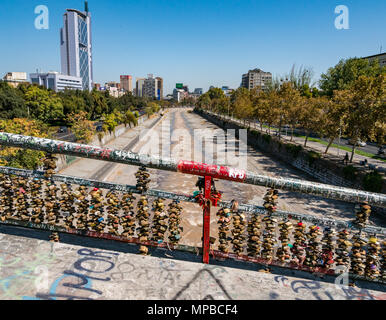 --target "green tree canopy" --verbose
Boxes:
[319,57,386,96]
[24,86,64,122]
